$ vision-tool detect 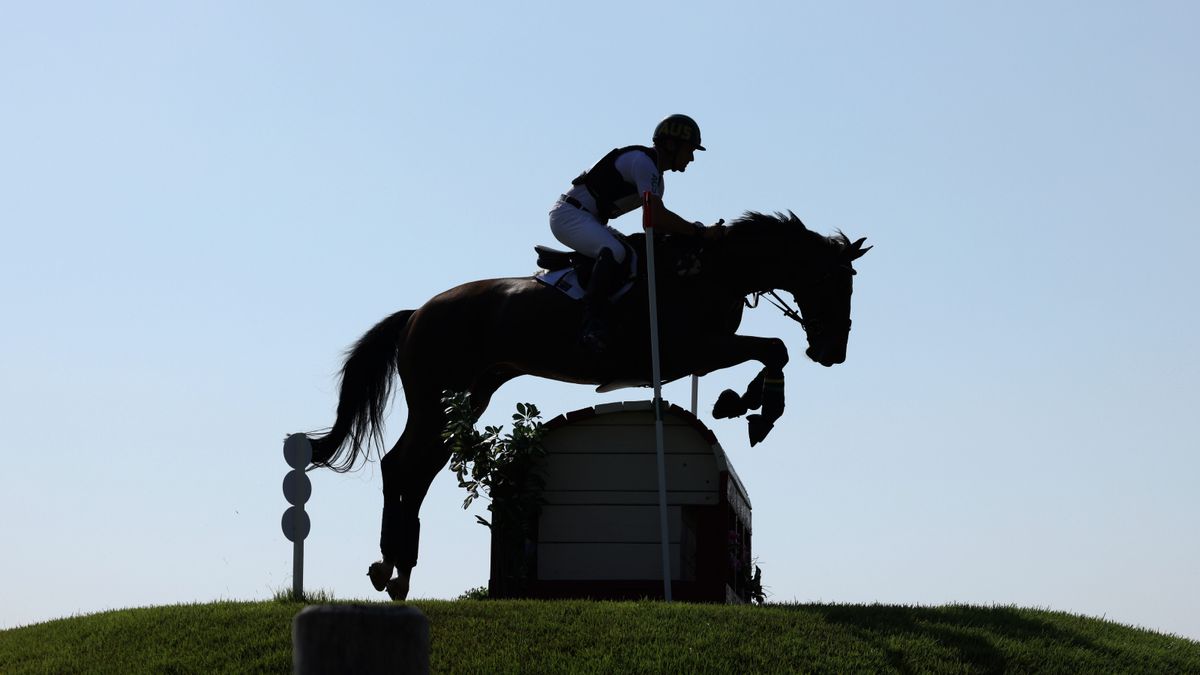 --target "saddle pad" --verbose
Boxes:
[534,250,638,303]
[535,268,586,300]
